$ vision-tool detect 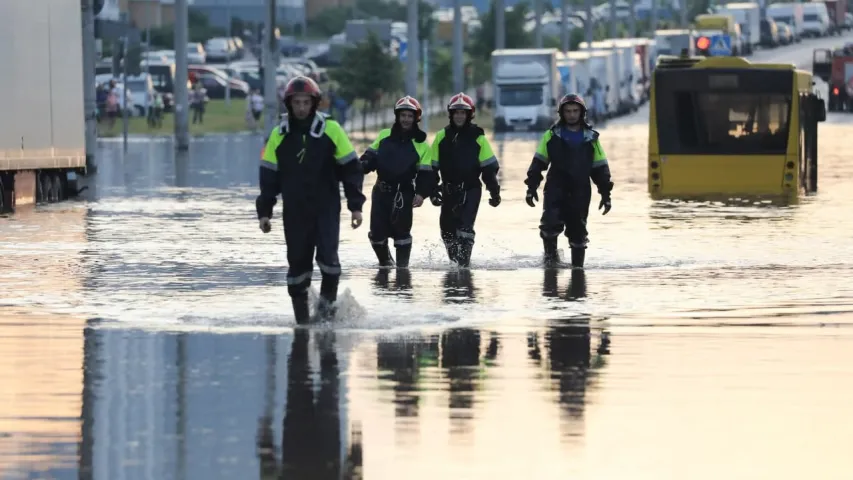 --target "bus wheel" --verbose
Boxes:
[37,173,49,204]
[49,174,62,202]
